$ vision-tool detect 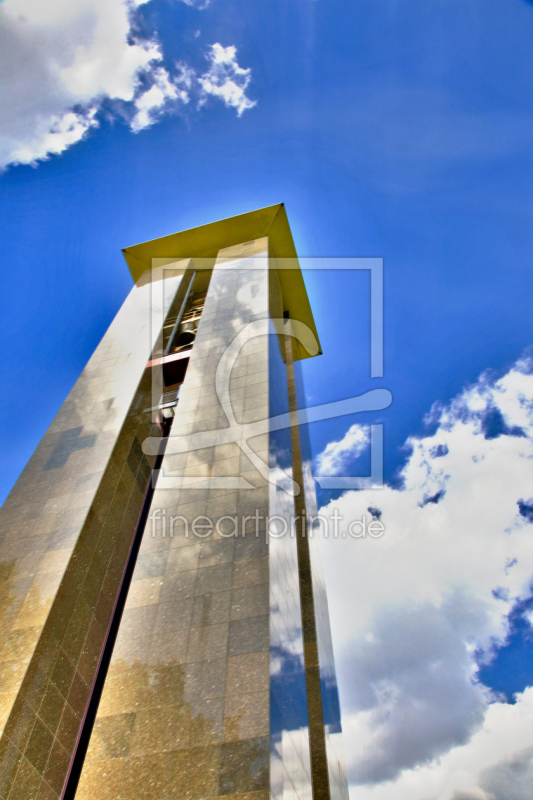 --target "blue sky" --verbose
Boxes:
[2,0,533,796]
